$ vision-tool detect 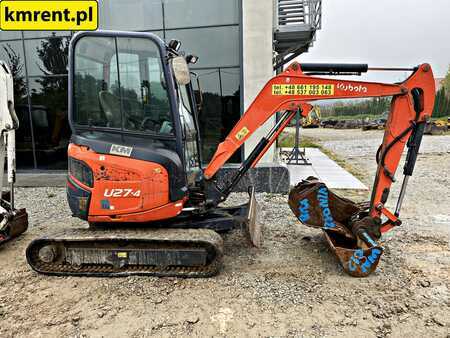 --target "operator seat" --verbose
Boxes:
[99,91,121,128]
